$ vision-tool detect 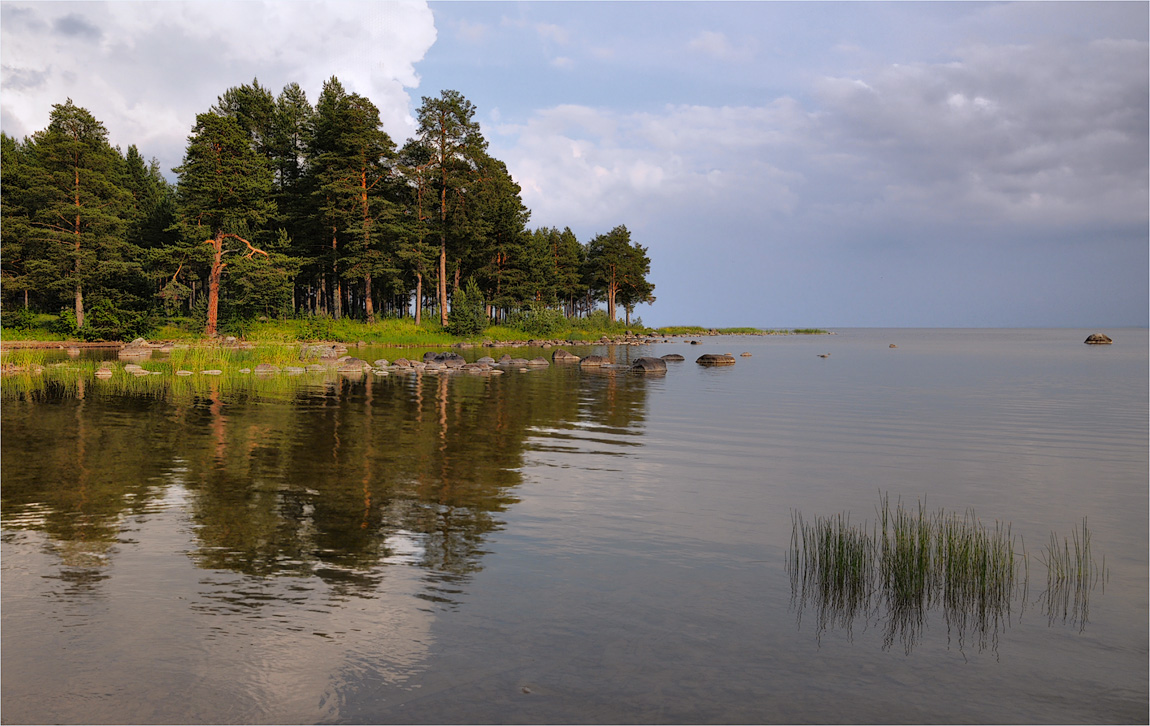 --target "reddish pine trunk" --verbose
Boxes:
[205,234,224,337]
